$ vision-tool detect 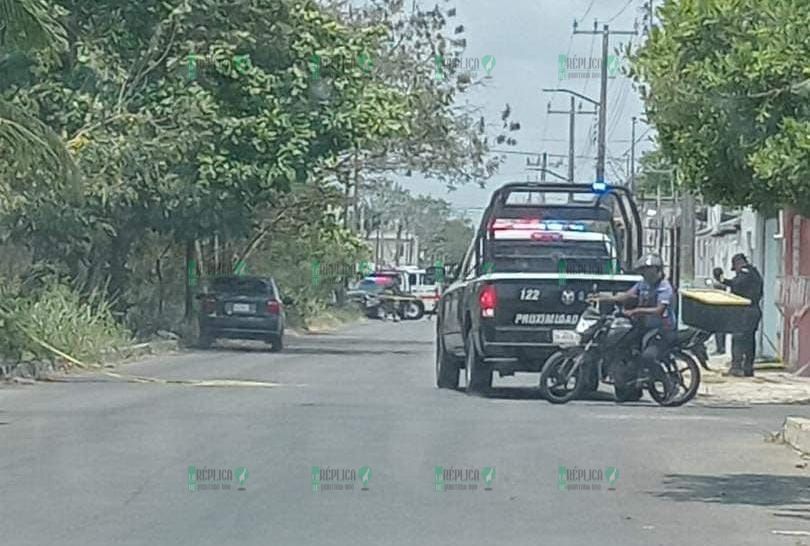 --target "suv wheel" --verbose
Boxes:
[198,331,214,349]
[268,333,284,353]
[464,334,492,394]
